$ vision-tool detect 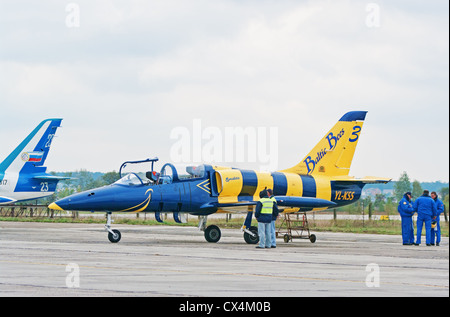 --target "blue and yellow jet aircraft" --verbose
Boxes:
[49,111,390,243]
[0,119,69,204]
